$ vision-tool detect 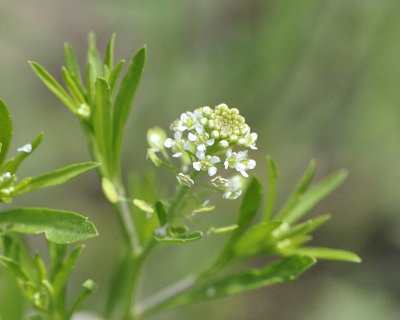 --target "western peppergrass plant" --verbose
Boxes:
[0,33,361,319]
